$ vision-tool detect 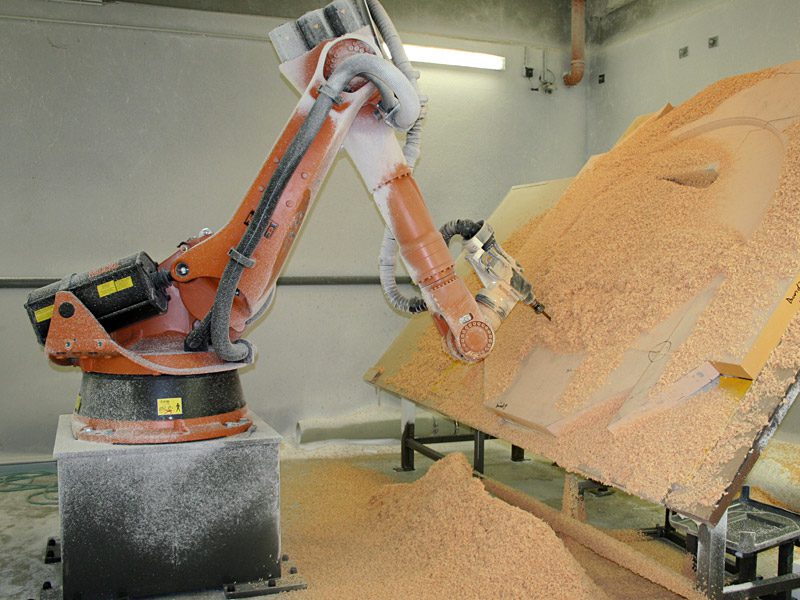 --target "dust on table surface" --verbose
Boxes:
[375,61,800,516]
